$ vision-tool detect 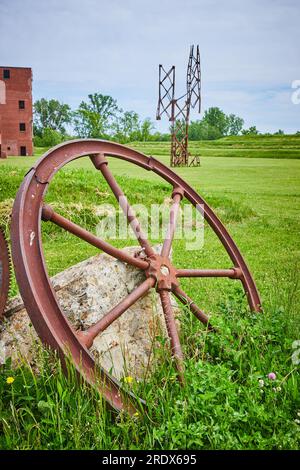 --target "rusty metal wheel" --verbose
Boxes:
[11,139,261,413]
[0,228,11,321]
